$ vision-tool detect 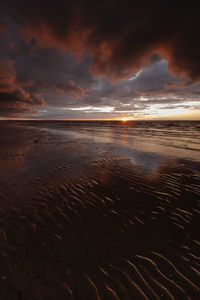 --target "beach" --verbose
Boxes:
[0,120,200,299]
